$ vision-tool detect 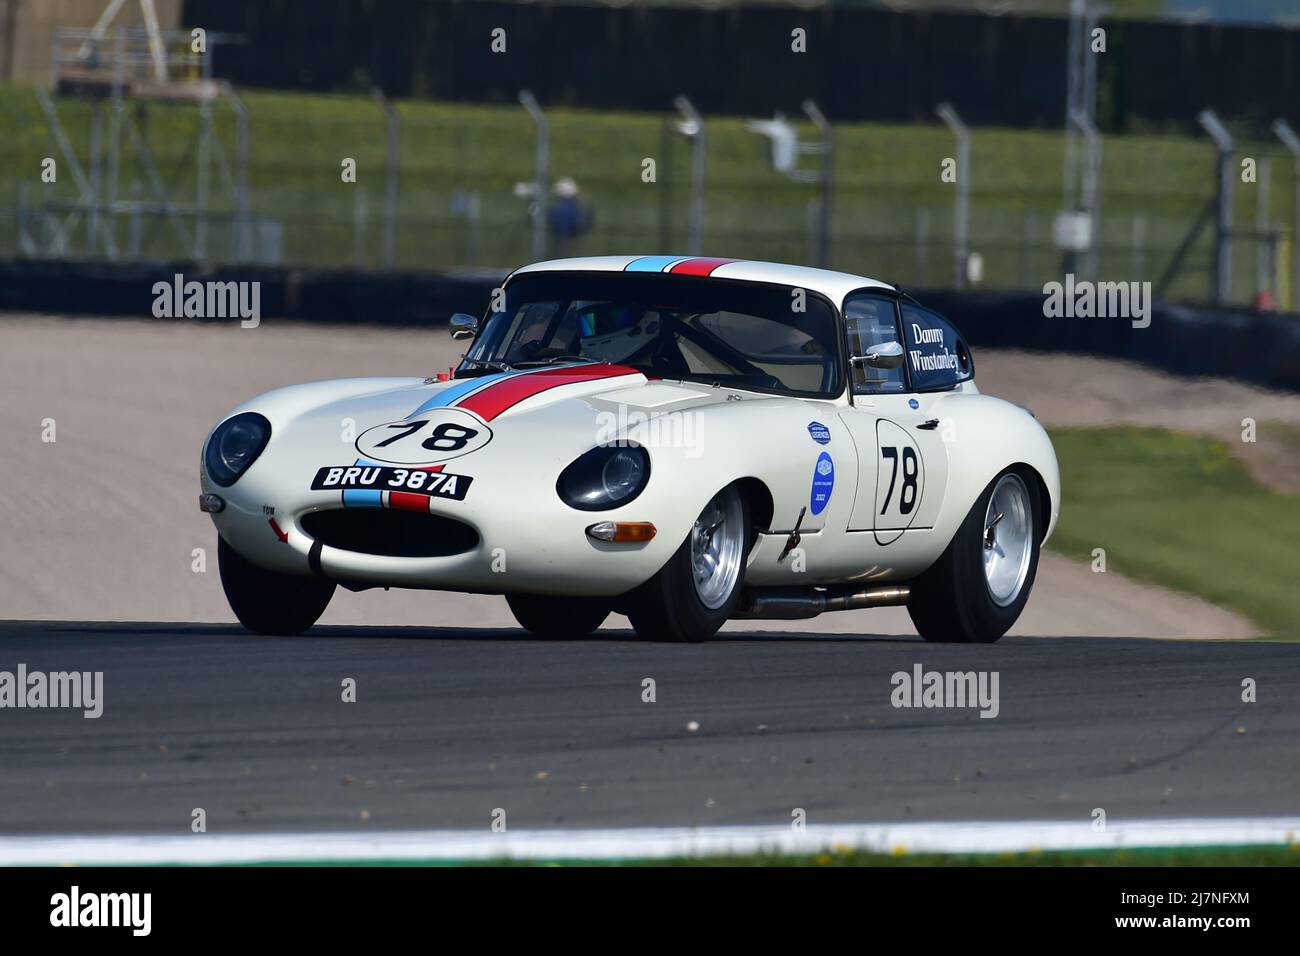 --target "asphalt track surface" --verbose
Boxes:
[1,621,1296,835]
